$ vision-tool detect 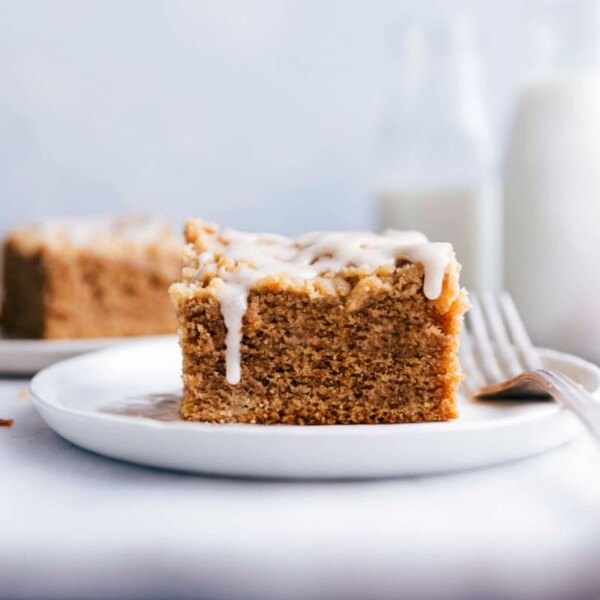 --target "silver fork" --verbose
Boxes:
[461,291,600,441]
